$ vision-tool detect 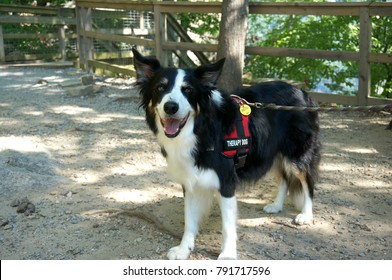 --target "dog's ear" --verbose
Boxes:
[132,48,161,84]
[194,58,225,87]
